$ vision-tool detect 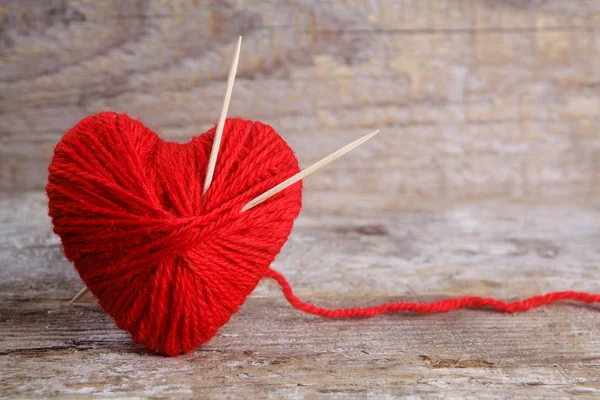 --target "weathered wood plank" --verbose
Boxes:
[2,299,600,399]
[2,192,600,398]
[1,0,599,200]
